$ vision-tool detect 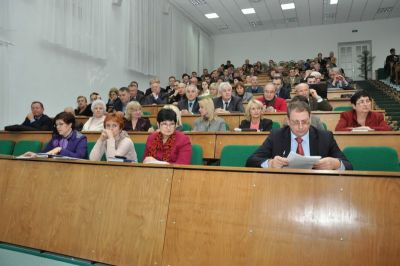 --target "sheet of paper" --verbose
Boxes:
[286,151,321,169]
